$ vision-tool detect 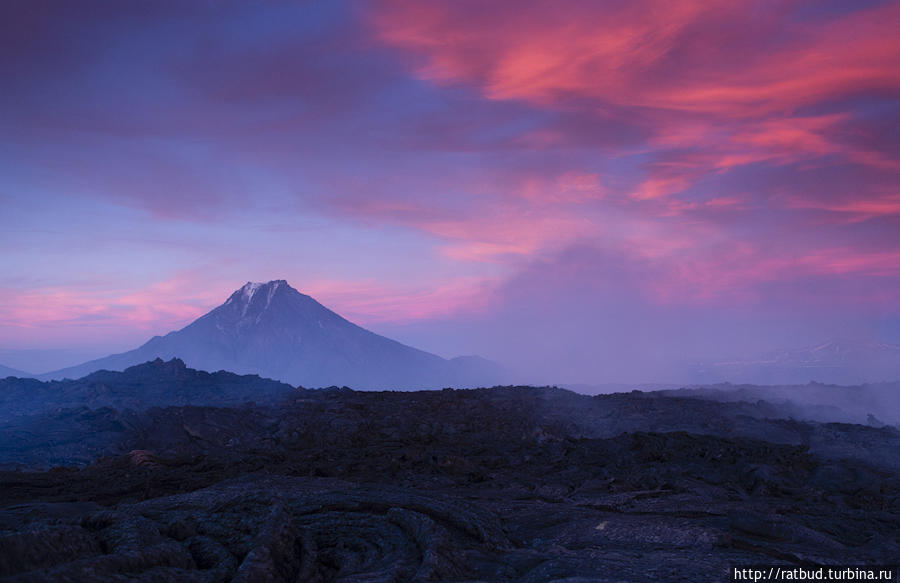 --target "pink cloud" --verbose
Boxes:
[0,272,222,342]
[319,167,606,262]
[510,238,900,311]
[372,1,900,115]
[299,276,499,324]
[651,244,900,306]
[786,192,900,222]
[372,0,900,204]
[514,171,608,204]
[411,208,594,262]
